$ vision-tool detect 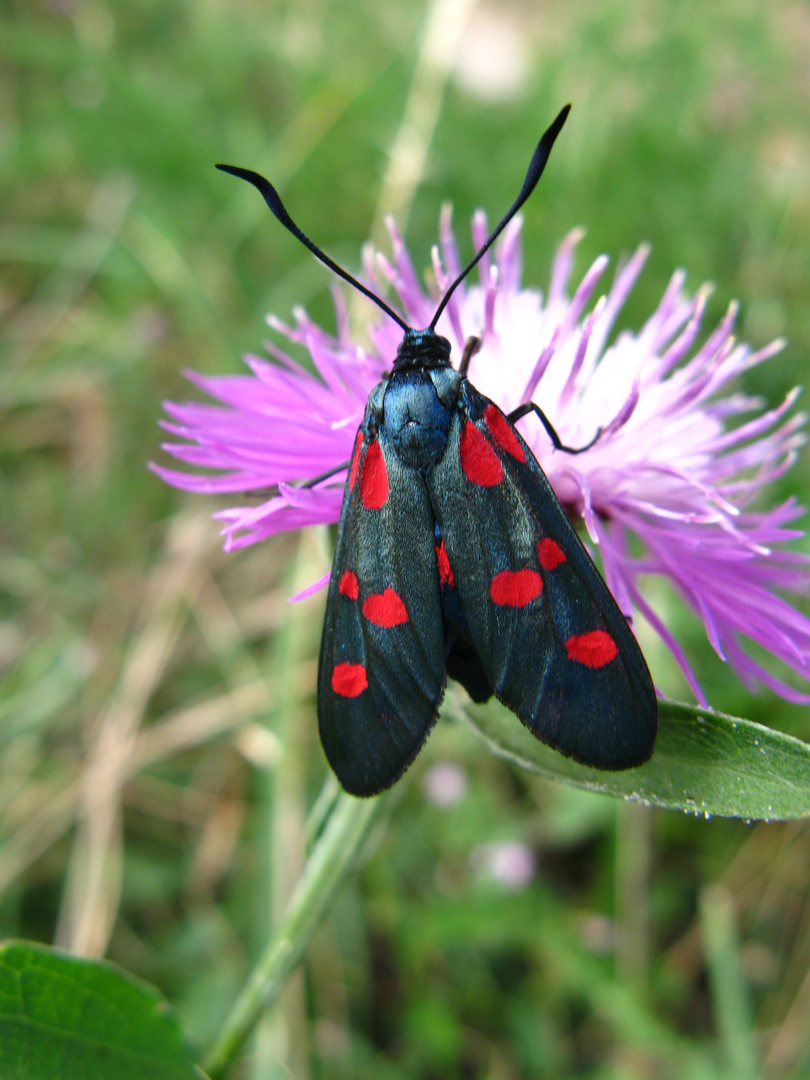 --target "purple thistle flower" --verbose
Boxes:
[151,214,810,704]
